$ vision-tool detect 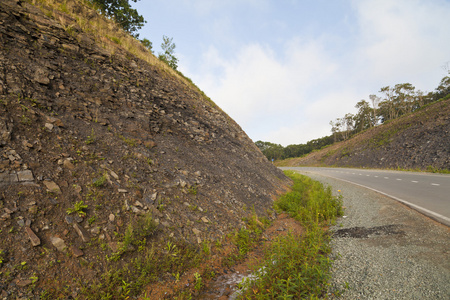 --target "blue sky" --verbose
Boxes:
[132,0,450,146]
